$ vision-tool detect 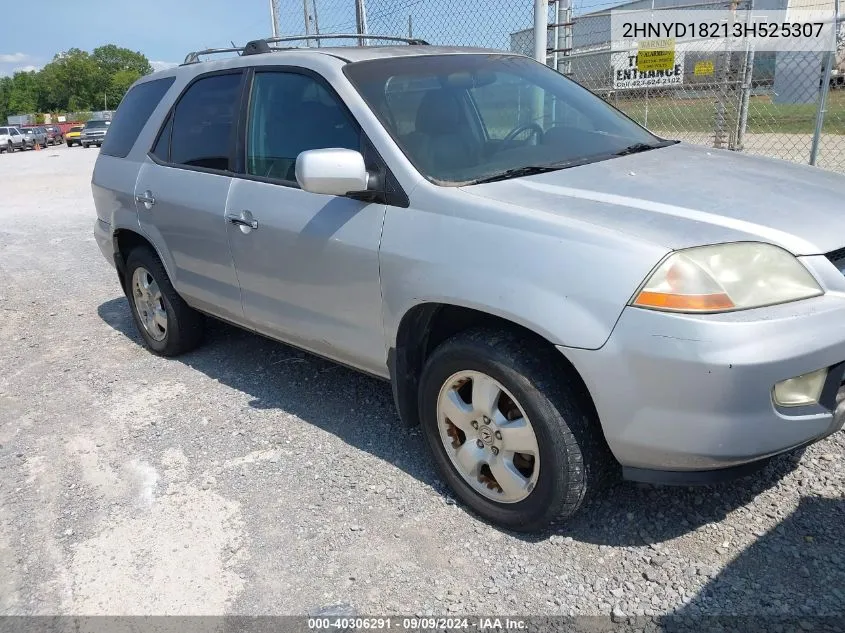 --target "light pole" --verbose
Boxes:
[269,0,279,38]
